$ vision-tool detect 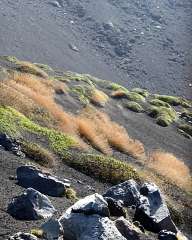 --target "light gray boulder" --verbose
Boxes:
[103,180,140,207]
[8,232,37,240]
[71,193,110,217]
[17,166,70,197]
[134,182,177,233]
[7,188,56,220]
[59,210,126,240]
